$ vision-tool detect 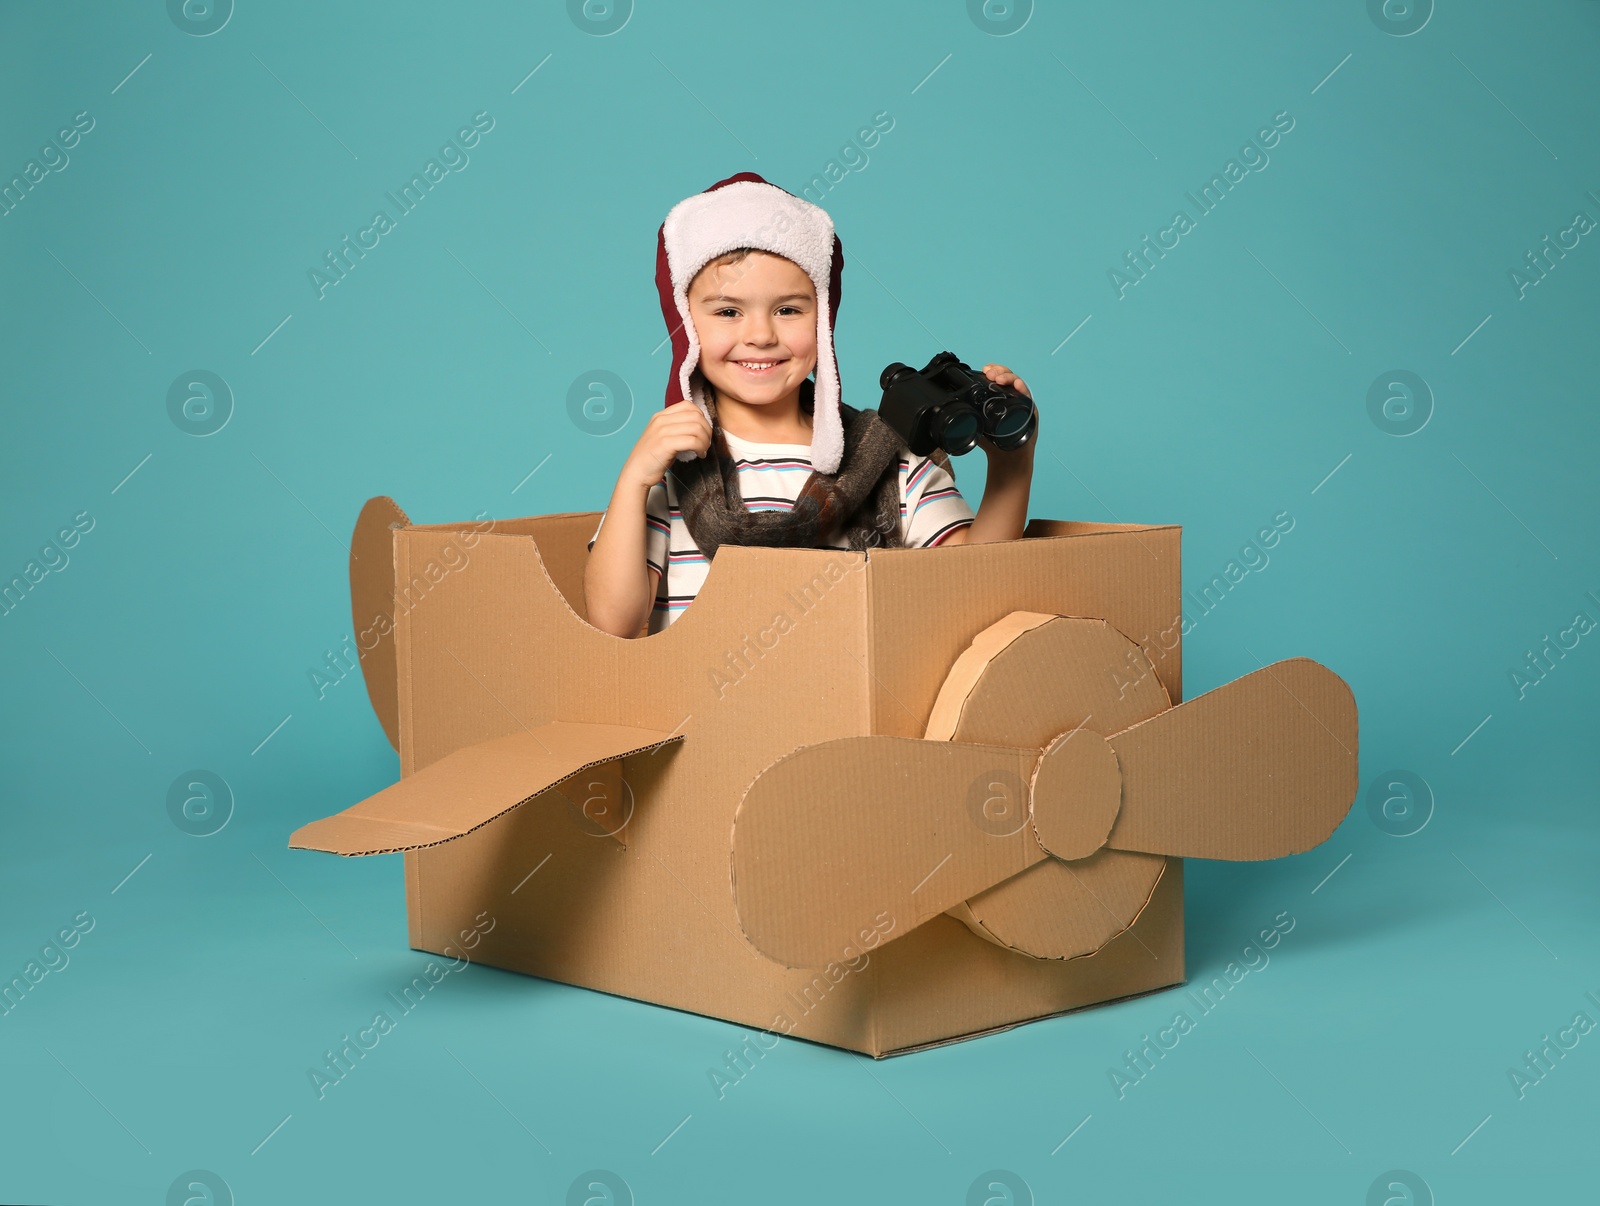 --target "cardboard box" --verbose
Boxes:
[291,497,1358,1057]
